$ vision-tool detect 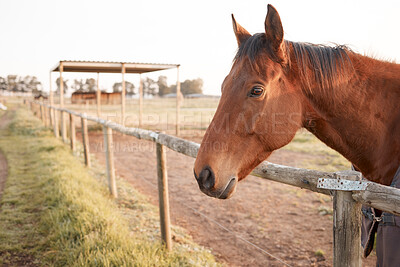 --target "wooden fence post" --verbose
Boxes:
[49,106,53,127]
[333,172,362,267]
[44,106,48,127]
[81,116,91,167]
[40,105,44,122]
[156,142,172,250]
[60,111,67,143]
[69,114,76,152]
[53,109,59,138]
[103,126,118,198]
